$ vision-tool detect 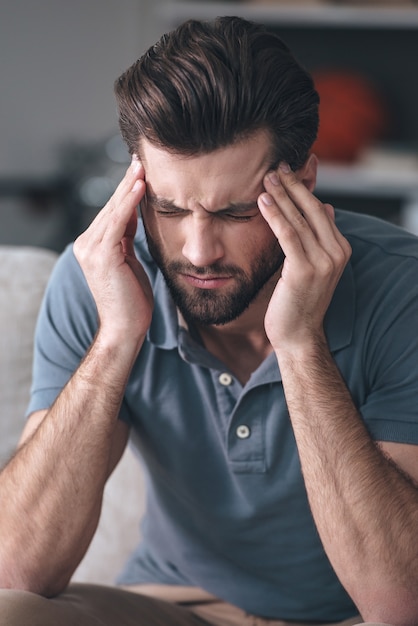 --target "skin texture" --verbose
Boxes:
[0,131,417,625]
